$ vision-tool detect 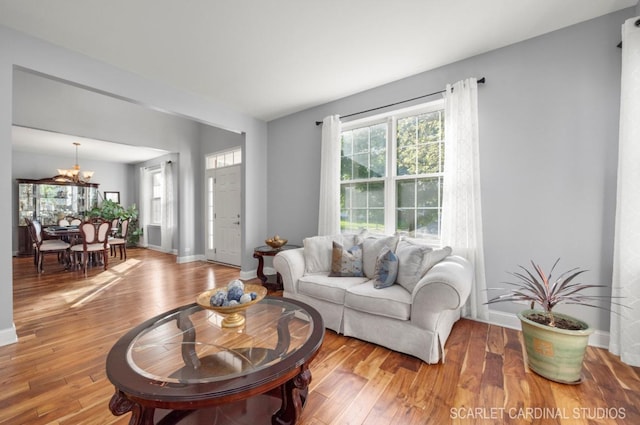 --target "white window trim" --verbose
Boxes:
[206,147,242,170]
[340,99,445,238]
[150,169,162,225]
